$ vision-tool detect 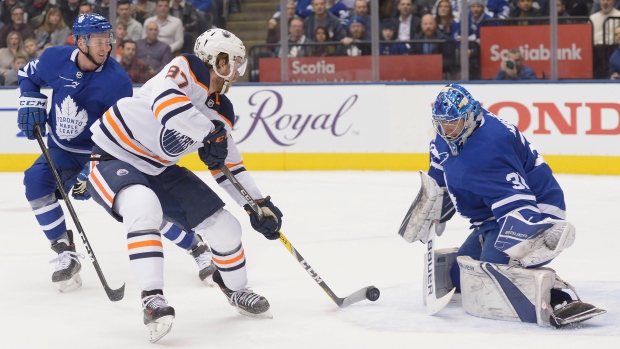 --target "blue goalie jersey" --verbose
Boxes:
[18,46,133,154]
[428,109,566,231]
